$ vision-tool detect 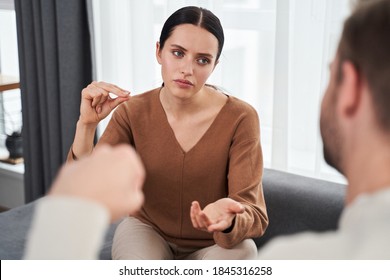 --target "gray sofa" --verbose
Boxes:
[256,168,346,248]
[0,168,346,259]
